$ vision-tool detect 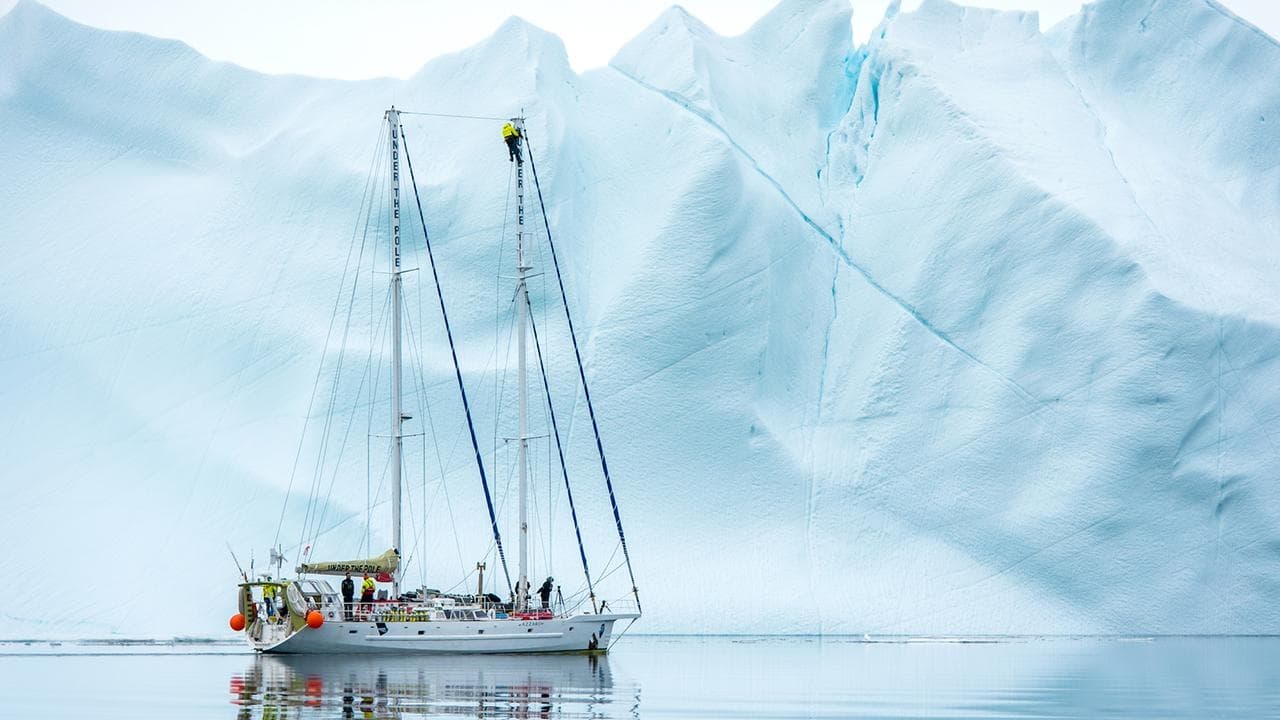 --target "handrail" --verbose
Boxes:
[314,597,597,623]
